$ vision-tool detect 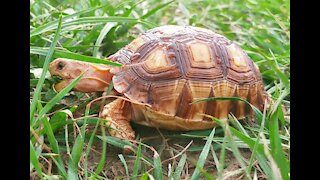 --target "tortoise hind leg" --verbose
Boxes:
[100,99,135,149]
